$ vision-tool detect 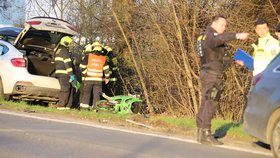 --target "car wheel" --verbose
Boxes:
[271,116,280,158]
